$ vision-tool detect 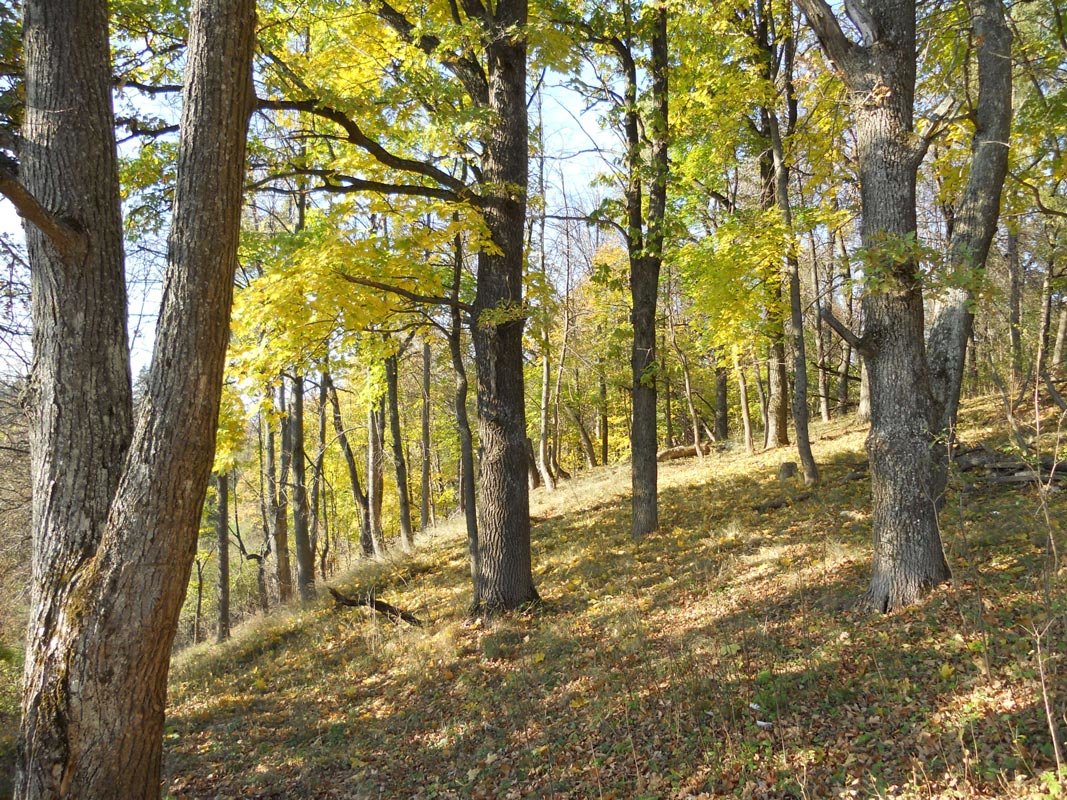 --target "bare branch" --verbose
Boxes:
[334,271,474,314]
[794,0,867,84]
[256,97,469,196]
[0,155,87,262]
[820,304,871,357]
